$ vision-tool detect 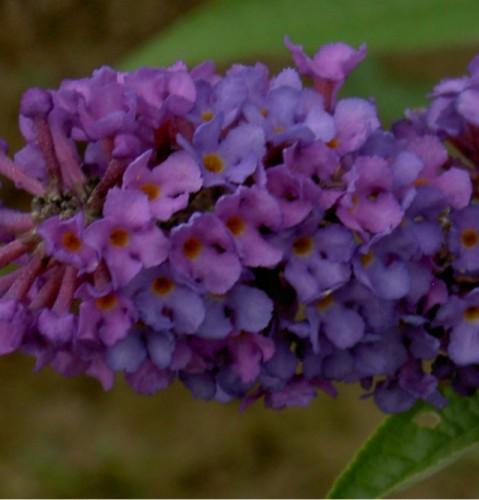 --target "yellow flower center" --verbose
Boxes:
[201,110,214,122]
[203,153,224,173]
